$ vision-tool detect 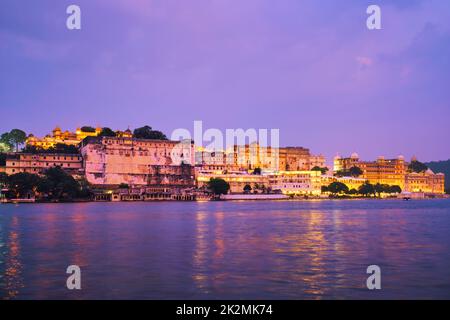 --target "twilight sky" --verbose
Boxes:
[1,0,450,163]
